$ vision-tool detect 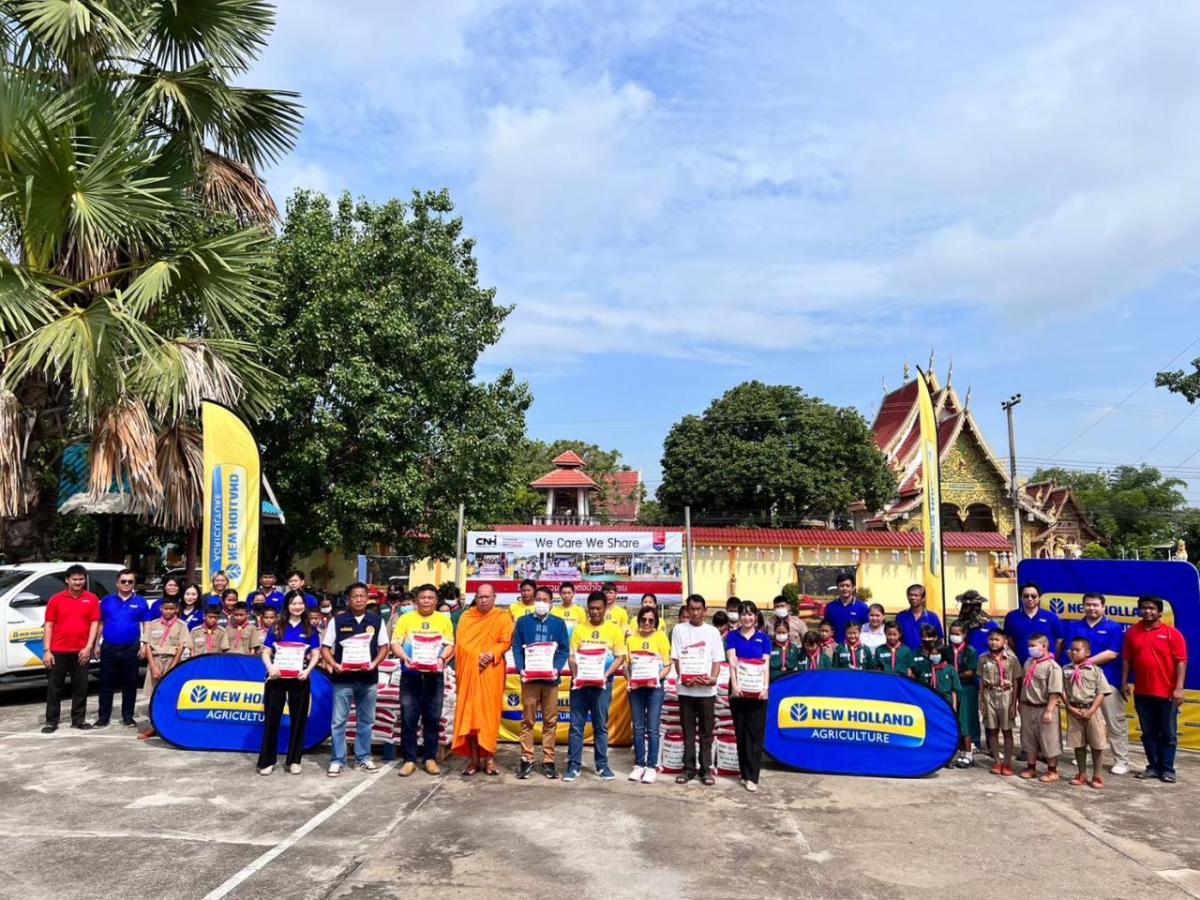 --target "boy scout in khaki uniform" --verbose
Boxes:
[978,630,1022,776]
[1063,637,1112,789]
[1018,633,1063,783]
[190,608,229,657]
[141,605,189,696]
[224,604,263,656]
